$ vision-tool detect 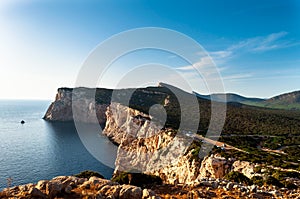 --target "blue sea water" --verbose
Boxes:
[0,100,117,190]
